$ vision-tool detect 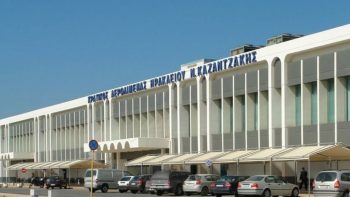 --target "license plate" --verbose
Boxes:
[51,184,55,186]
[216,185,223,187]
[131,183,136,185]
